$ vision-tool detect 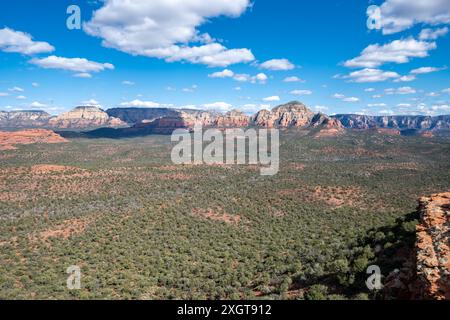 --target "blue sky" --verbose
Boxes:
[0,0,449,116]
